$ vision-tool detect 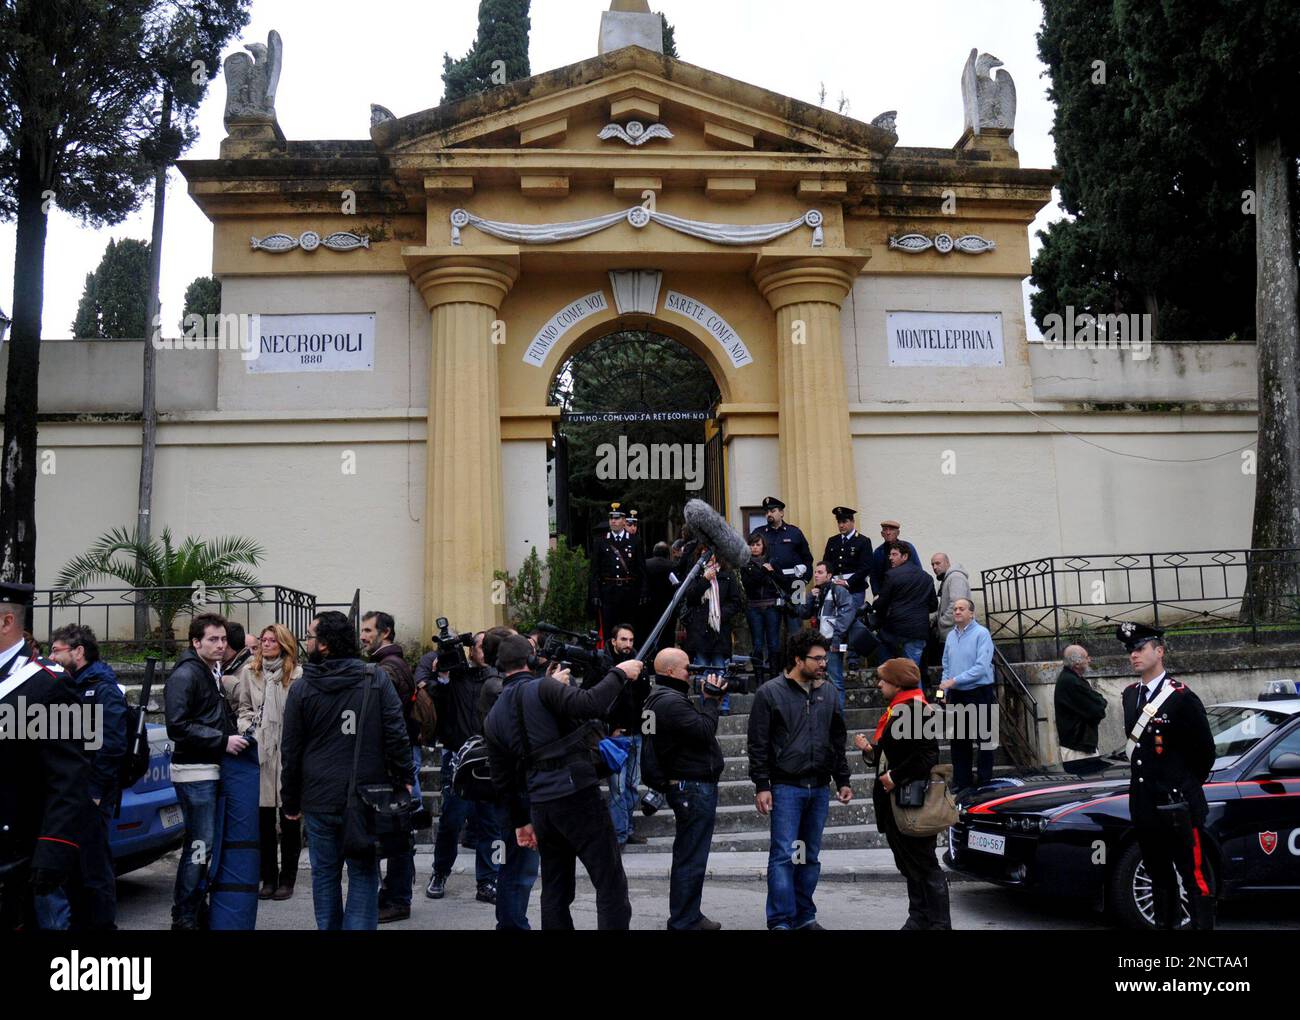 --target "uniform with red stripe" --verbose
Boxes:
[0,642,94,930]
[1120,645,1216,929]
